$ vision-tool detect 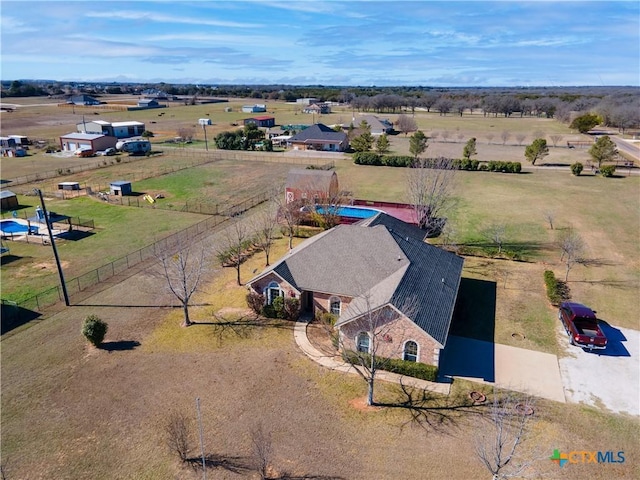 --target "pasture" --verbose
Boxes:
[1,98,639,479]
